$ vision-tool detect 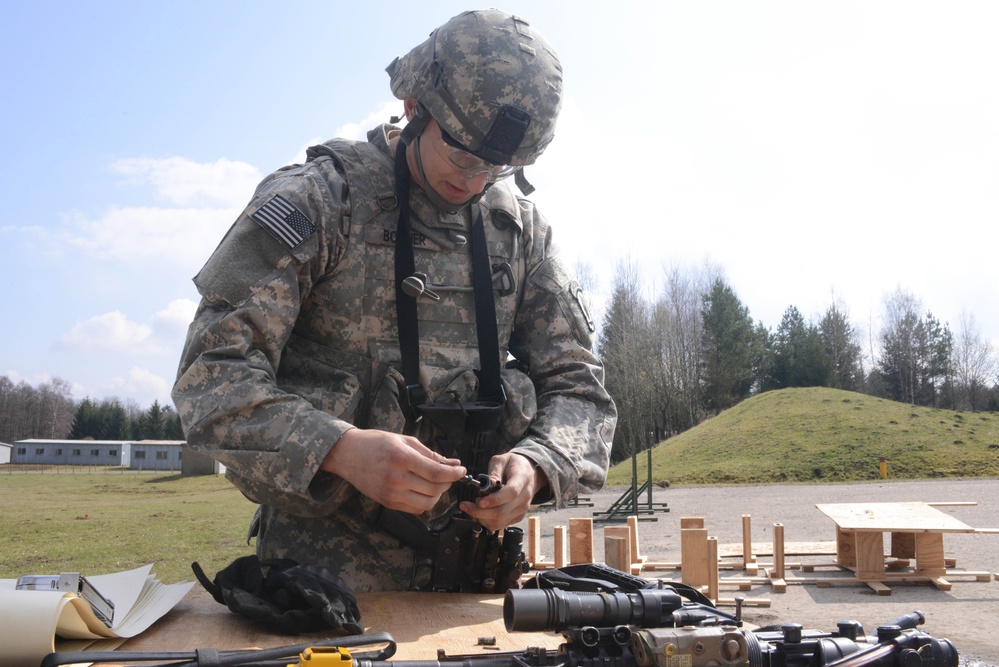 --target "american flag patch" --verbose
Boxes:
[252,195,316,248]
